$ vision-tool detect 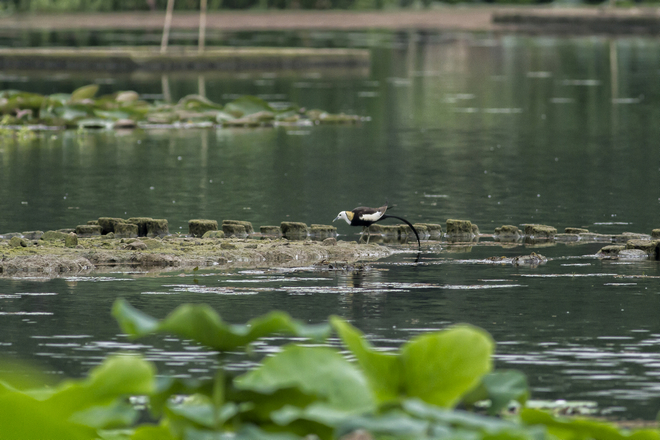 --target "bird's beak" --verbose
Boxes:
[333,215,340,222]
